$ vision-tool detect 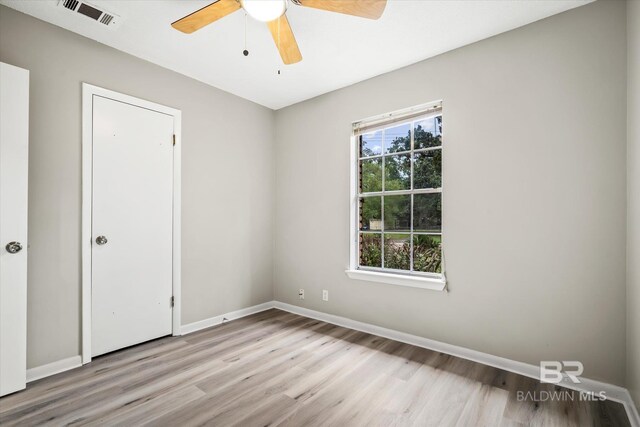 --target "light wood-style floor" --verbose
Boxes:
[0,309,630,426]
